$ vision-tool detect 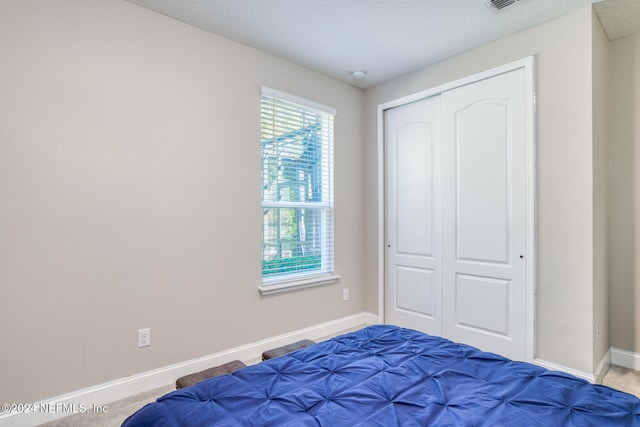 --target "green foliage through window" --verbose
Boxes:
[262,255,322,276]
